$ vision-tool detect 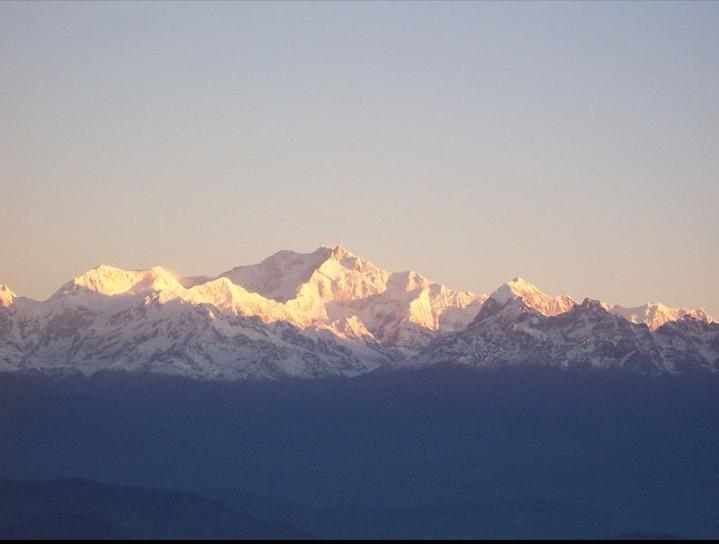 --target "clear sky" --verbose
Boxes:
[1,1,718,315]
